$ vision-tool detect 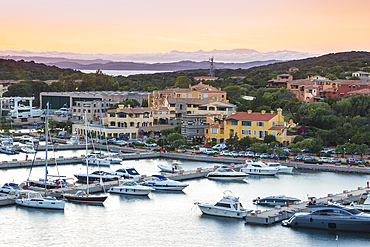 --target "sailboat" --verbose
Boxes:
[64,112,108,204]
[15,102,65,210]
